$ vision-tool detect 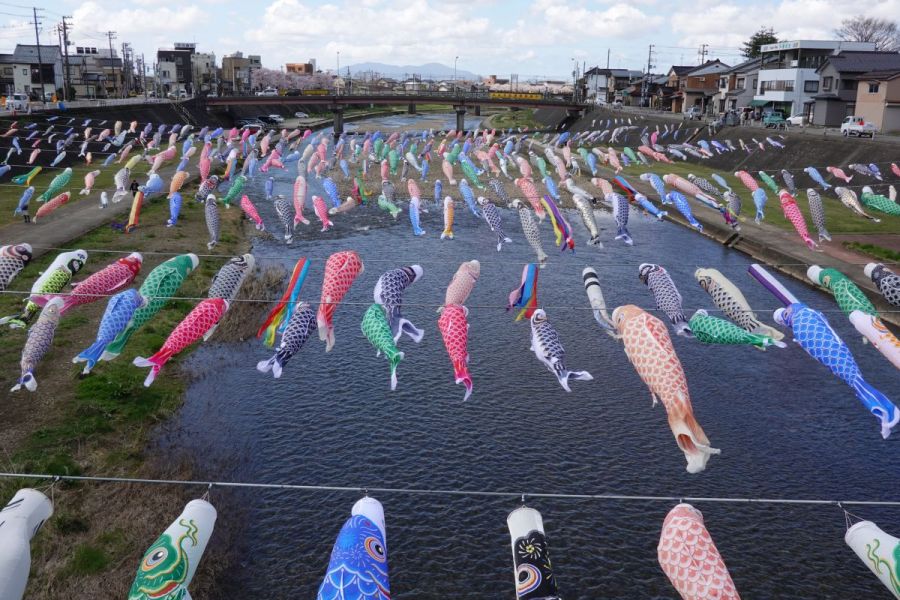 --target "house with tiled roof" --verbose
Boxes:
[812,51,900,126]
[666,60,731,114]
[853,69,900,132]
